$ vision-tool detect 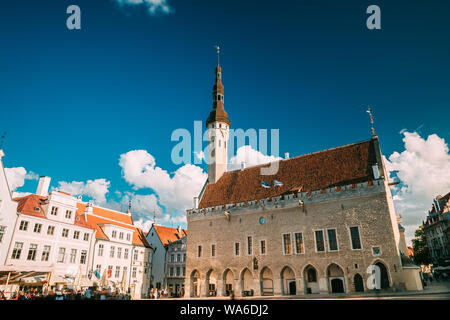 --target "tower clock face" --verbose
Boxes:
[259,217,266,225]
